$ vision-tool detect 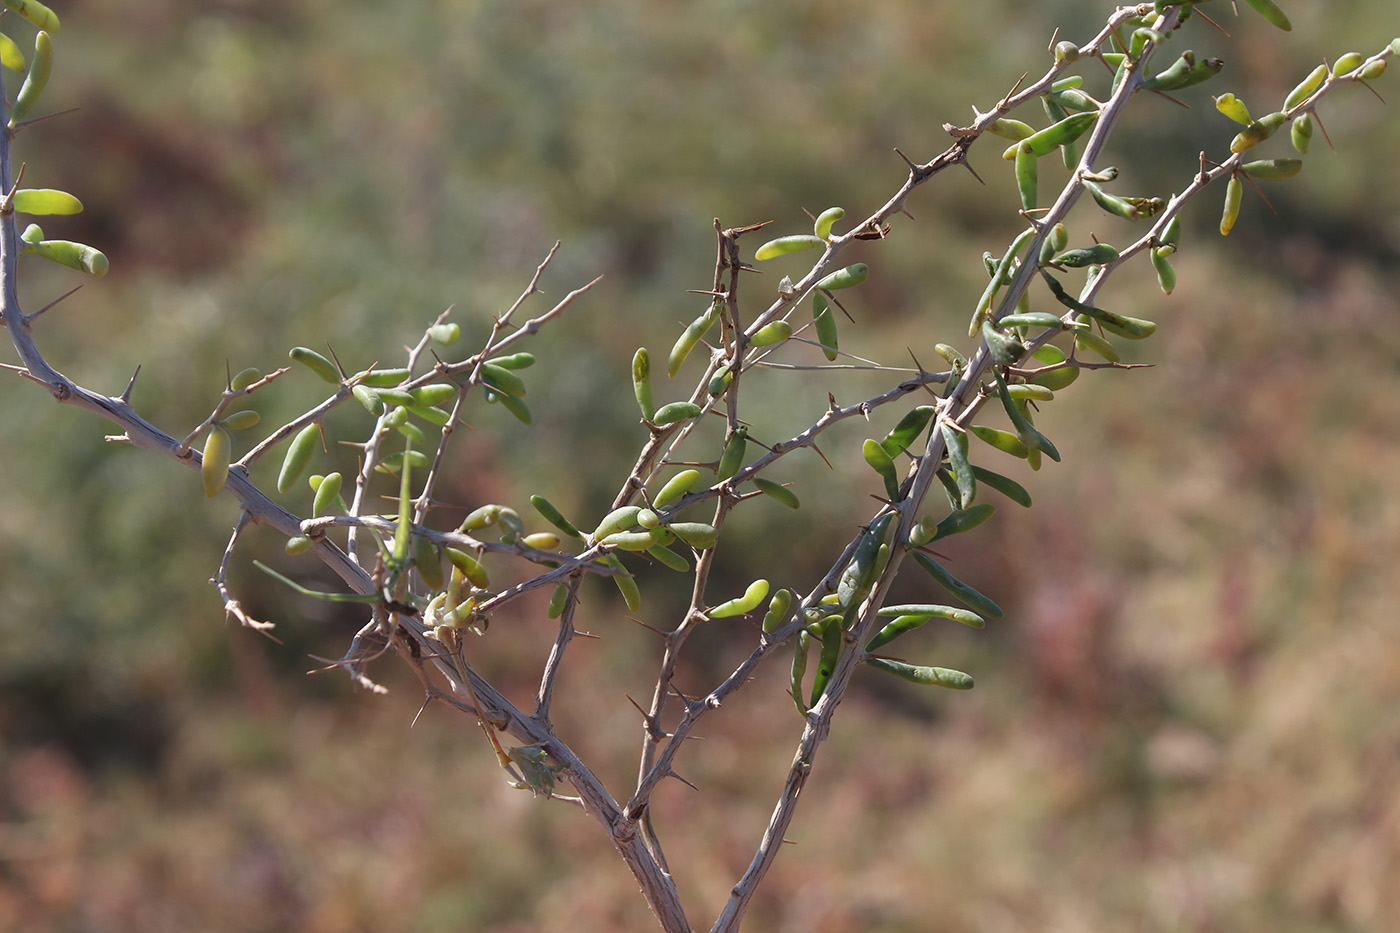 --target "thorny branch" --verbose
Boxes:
[3,5,1394,933]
